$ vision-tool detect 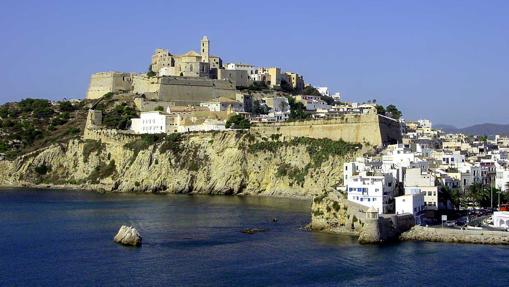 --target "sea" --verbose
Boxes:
[0,188,508,286]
